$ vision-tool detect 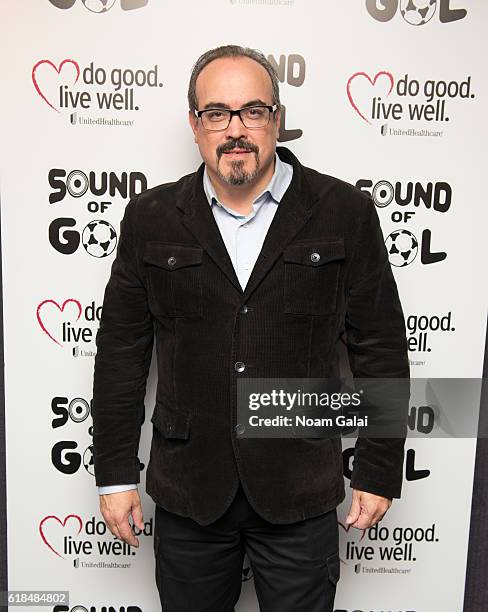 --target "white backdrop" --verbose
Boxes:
[1,1,487,611]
